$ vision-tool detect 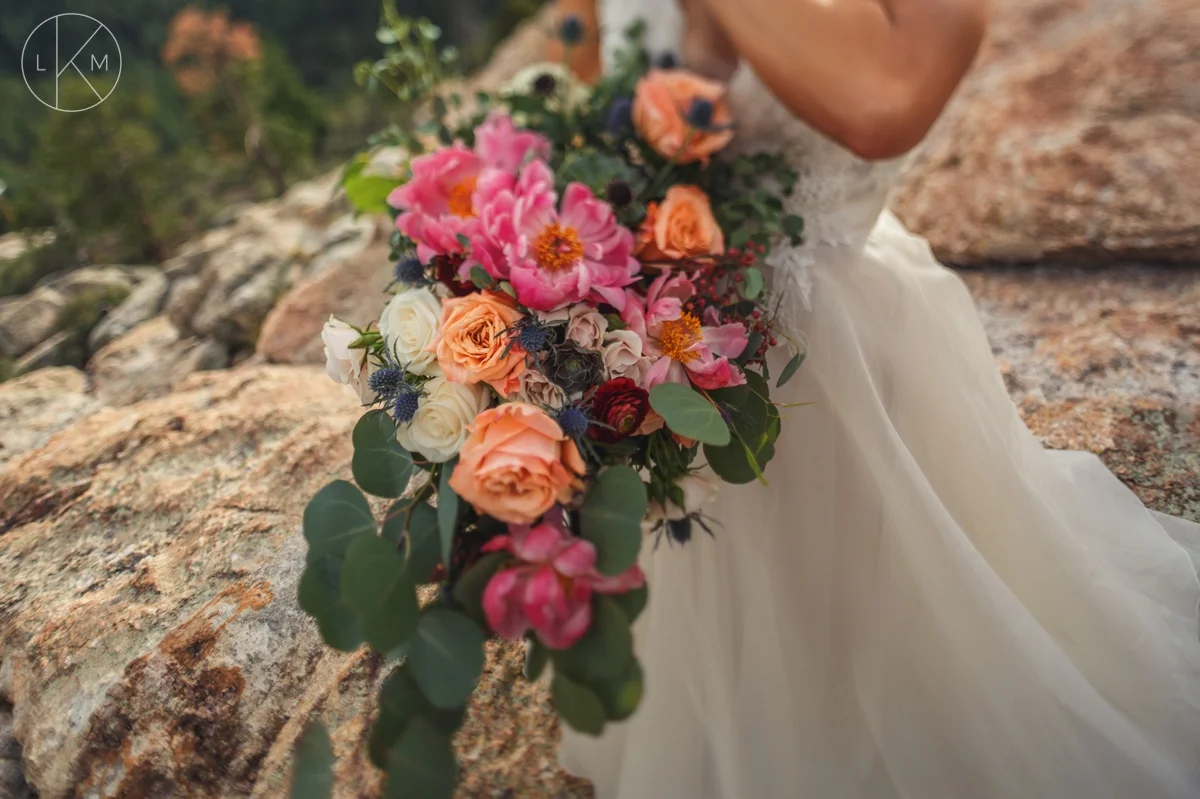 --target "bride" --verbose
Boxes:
[551,0,1200,797]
